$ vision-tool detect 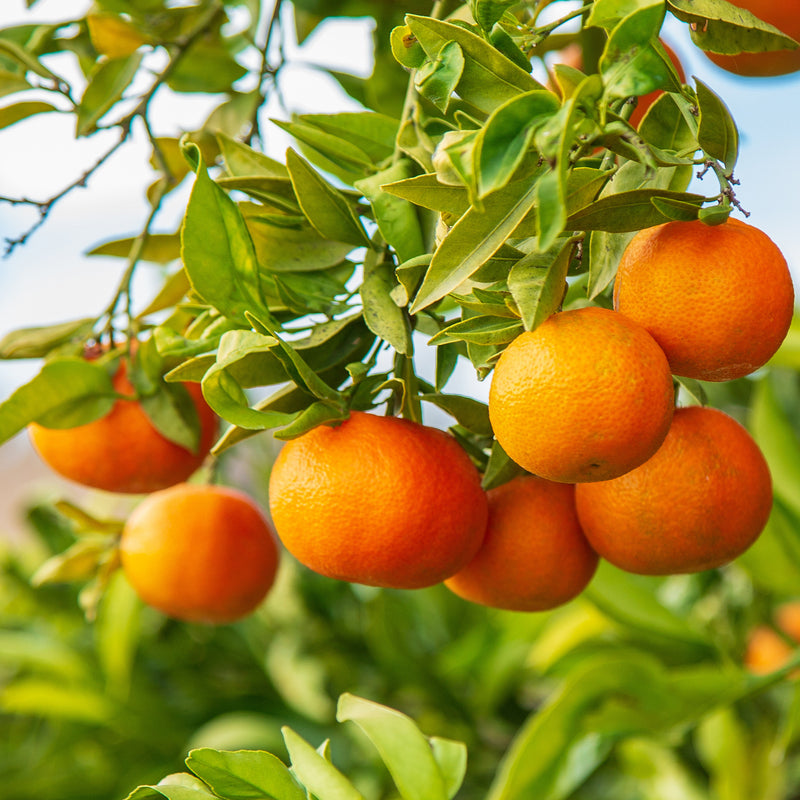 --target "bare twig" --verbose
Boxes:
[247,0,285,147]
